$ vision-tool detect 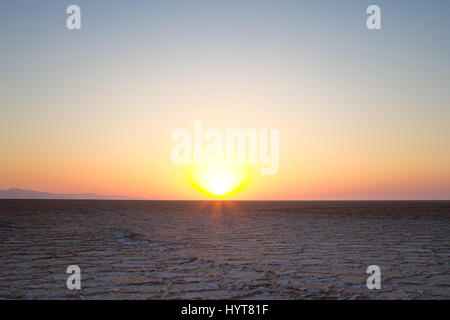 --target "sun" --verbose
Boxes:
[189,166,249,198]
